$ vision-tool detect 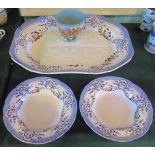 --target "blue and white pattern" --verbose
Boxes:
[140,8,155,32]
[79,76,153,142]
[144,21,155,54]
[9,15,134,74]
[3,77,77,144]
